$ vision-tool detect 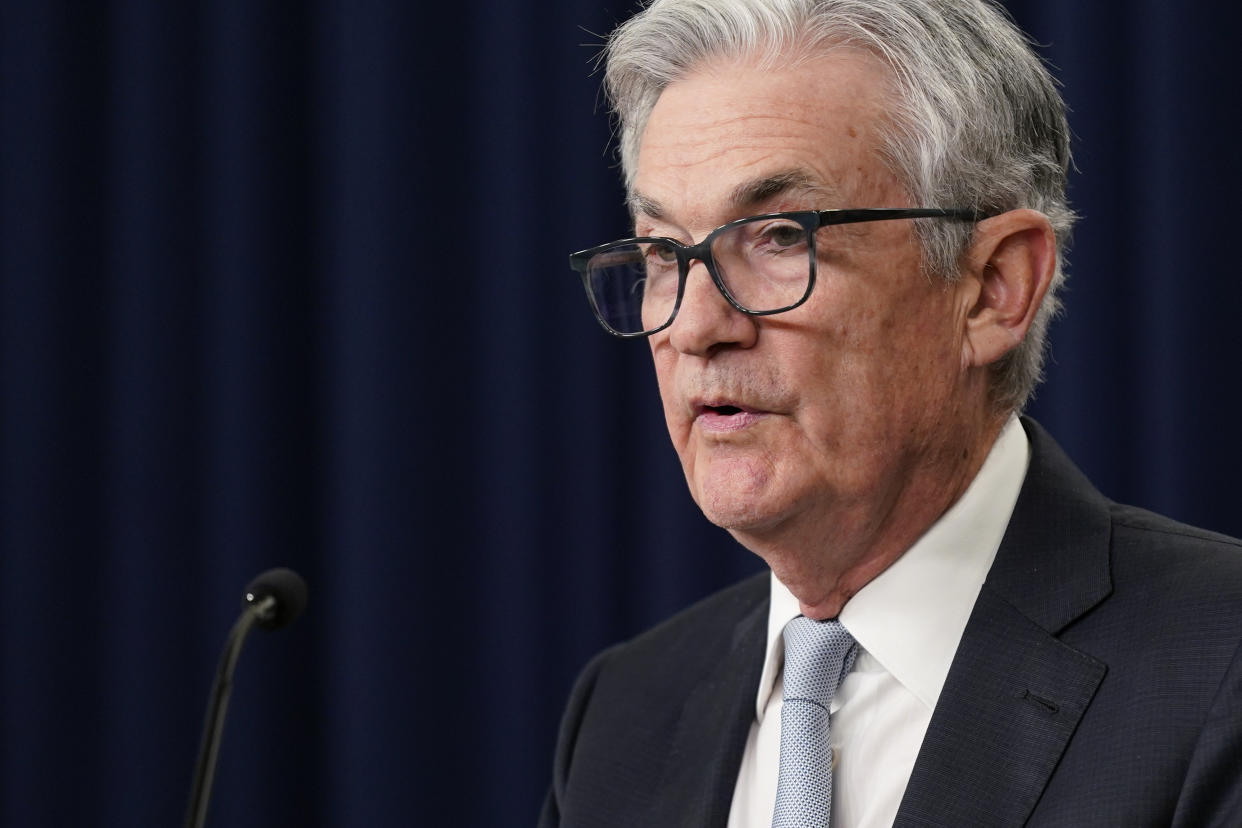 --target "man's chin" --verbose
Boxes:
[693,483,788,537]
[690,454,758,505]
